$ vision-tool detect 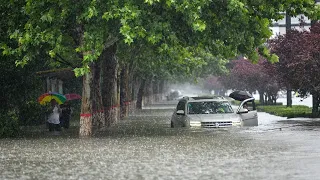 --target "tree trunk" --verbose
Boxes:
[100,43,119,126]
[144,79,153,106]
[258,91,264,105]
[159,80,165,101]
[92,61,105,132]
[286,89,292,107]
[137,79,146,109]
[128,75,138,113]
[79,63,94,137]
[120,65,130,119]
[153,80,160,102]
[312,94,320,117]
[285,12,293,108]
